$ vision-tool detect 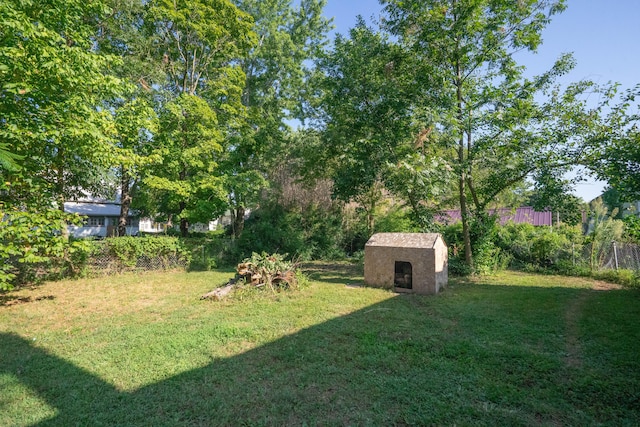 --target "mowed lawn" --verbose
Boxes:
[1,264,639,426]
